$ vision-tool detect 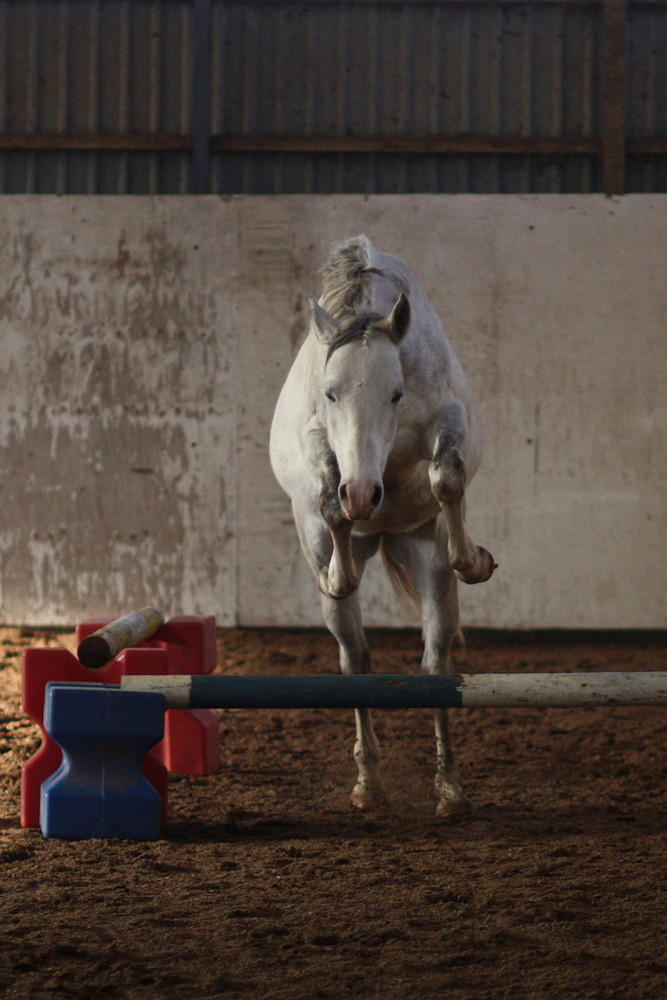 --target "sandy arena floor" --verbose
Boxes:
[0,626,665,1000]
